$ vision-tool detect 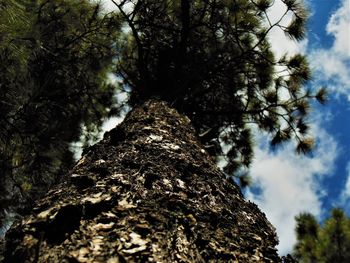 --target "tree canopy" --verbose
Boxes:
[0,0,121,226]
[294,208,350,263]
[0,0,326,228]
[112,0,326,183]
